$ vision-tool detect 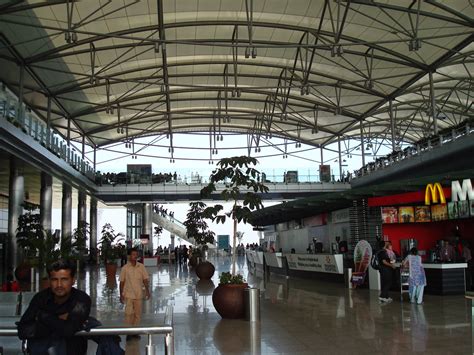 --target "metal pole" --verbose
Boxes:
[389,99,396,152]
[46,96,51,148]
[338,136,342,180]
[40,172,53,233]
[360,120,365,167]
[17,64,24,122]
[146,333,155,355]
[8,158,24,270]
[429,71,438,135]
